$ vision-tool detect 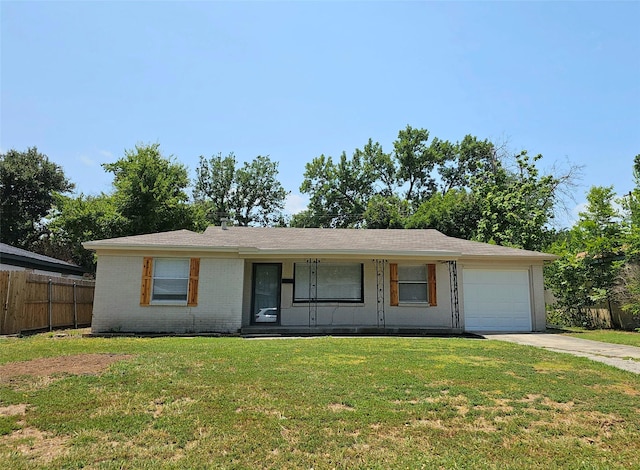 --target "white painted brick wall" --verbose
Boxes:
[92,255,244,334]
